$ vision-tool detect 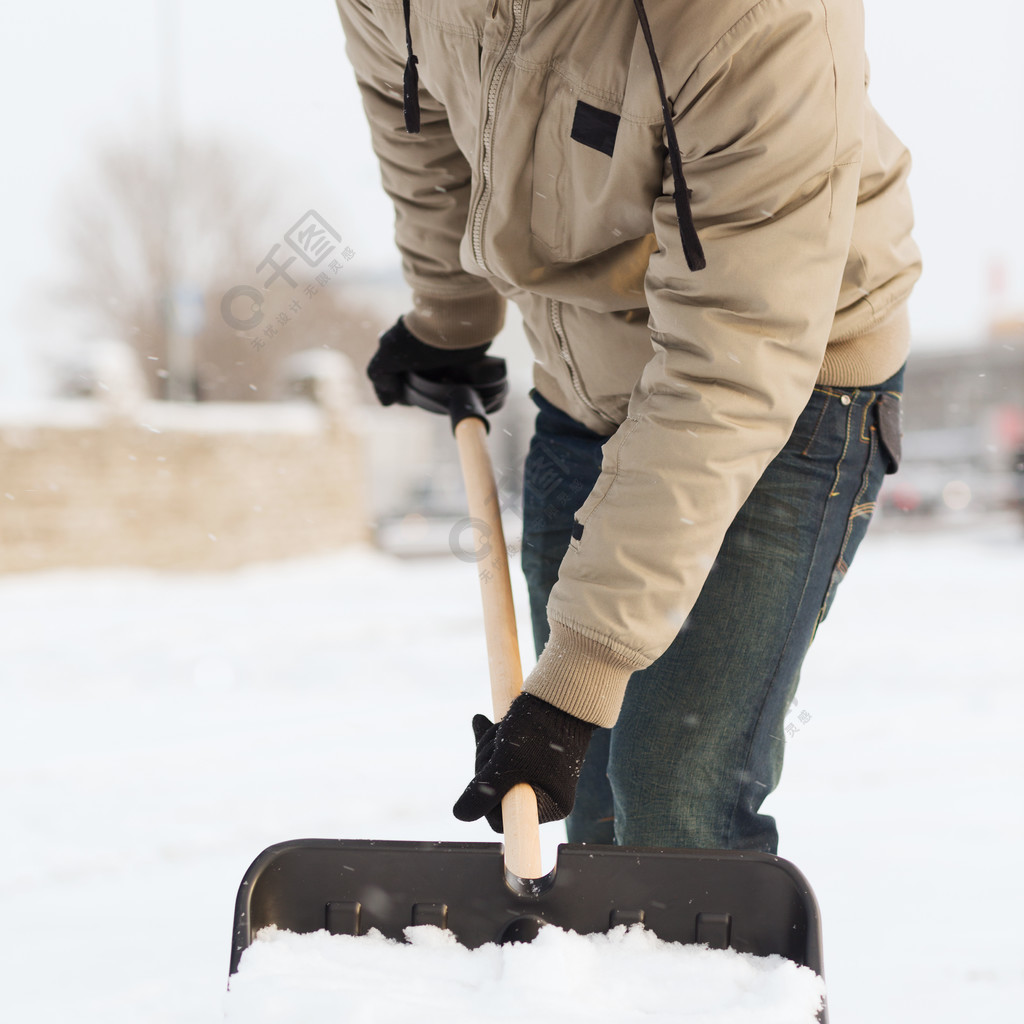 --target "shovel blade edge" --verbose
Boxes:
[229,838,823,977]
